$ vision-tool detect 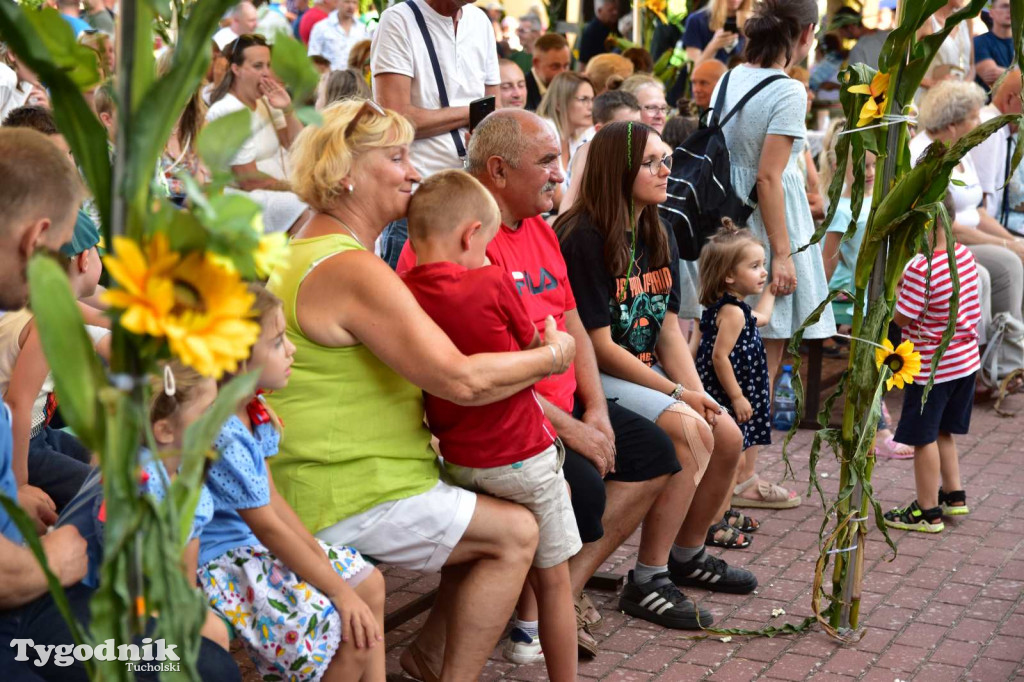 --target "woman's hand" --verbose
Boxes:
[543,315,576,374]
[260,76,292,111]
[709,28,737,51]
[330,587,382,650]
[771,253,797,296]
[731,396,753,424]
[680,390,723,427]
